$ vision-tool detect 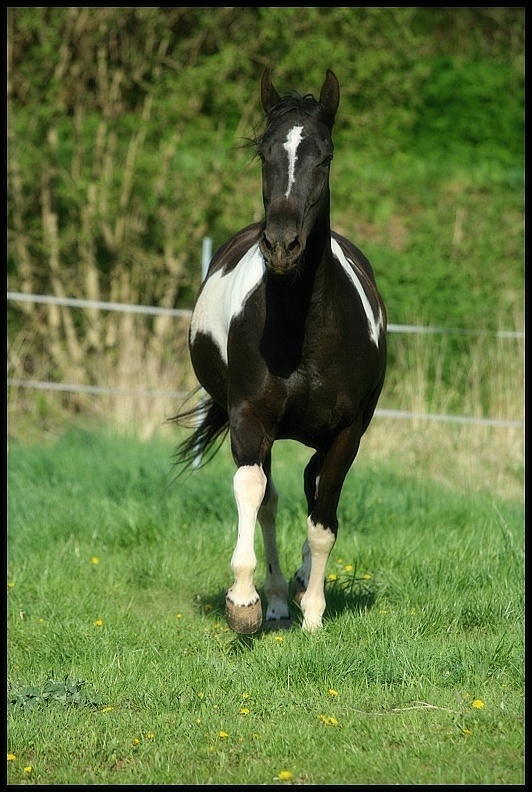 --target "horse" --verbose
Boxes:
[174,68,387,634]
